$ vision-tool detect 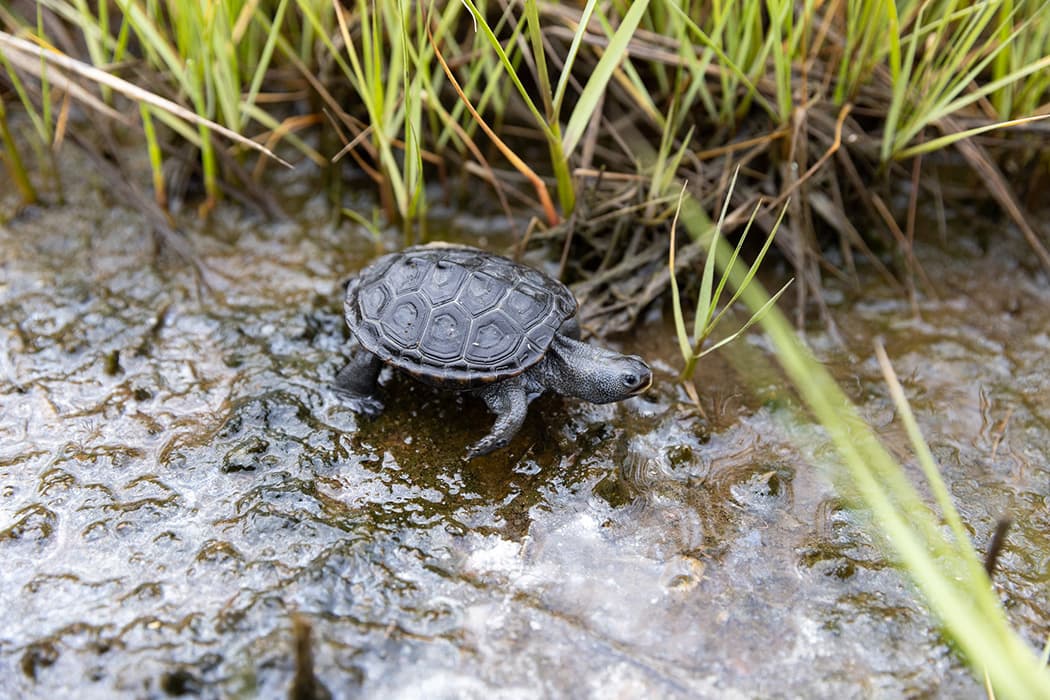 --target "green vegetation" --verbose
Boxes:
[668,171,790,385]
[3,1,1050,697]
[689,198,1050,700]
[4,1,1049,226]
